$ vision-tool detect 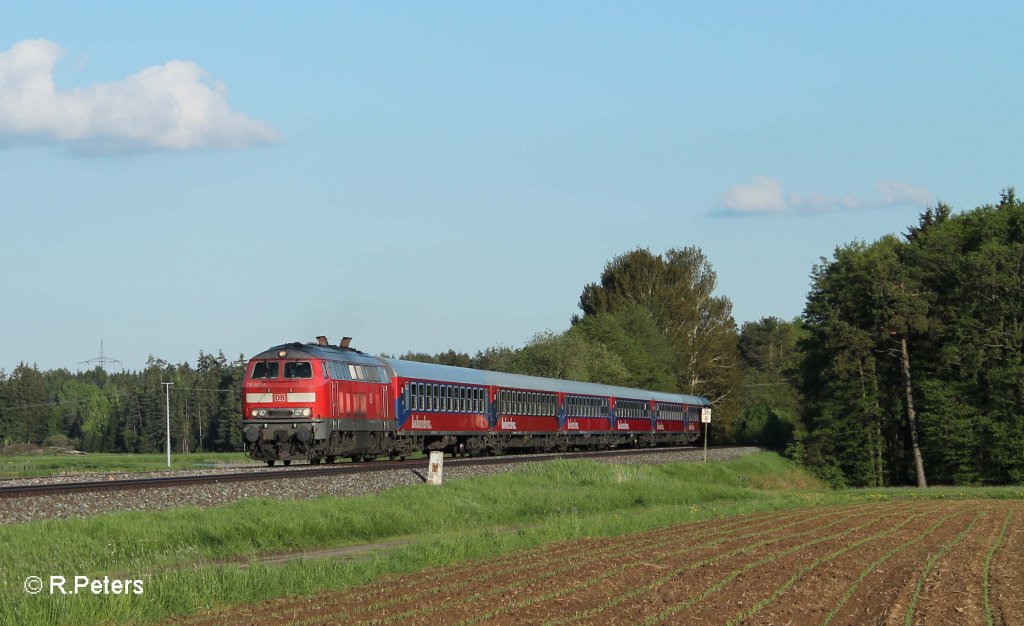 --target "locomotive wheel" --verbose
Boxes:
[326,456,336,464]
[309,458,321,465]
[265,460,275,467]
[283,459,291,466]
